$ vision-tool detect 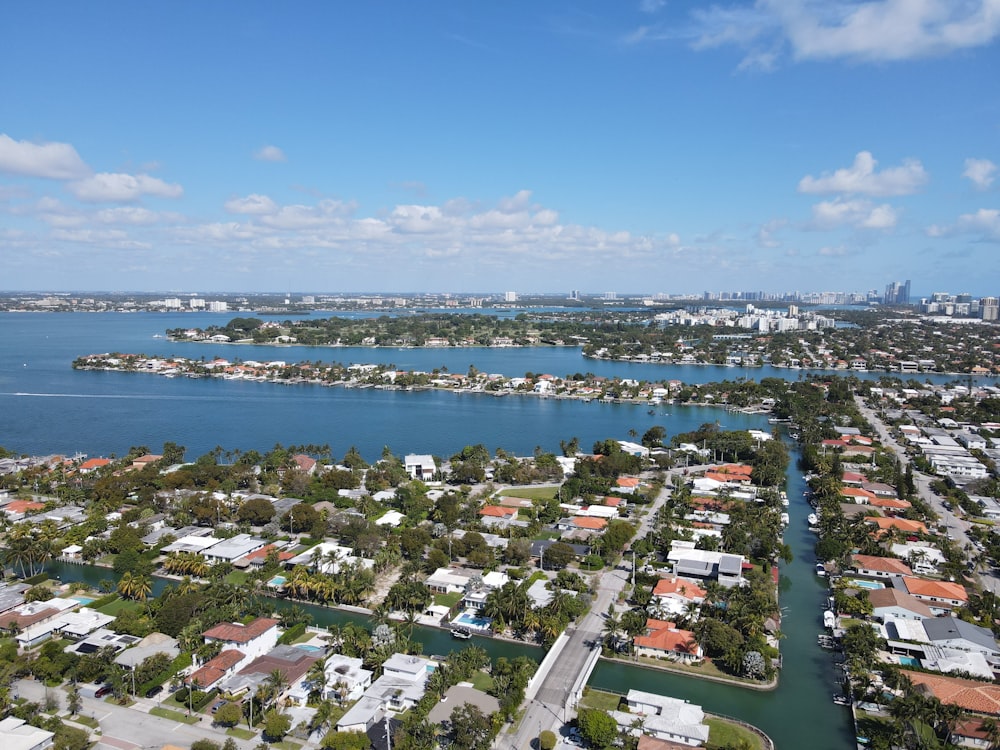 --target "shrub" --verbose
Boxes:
[539,730,557,750]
